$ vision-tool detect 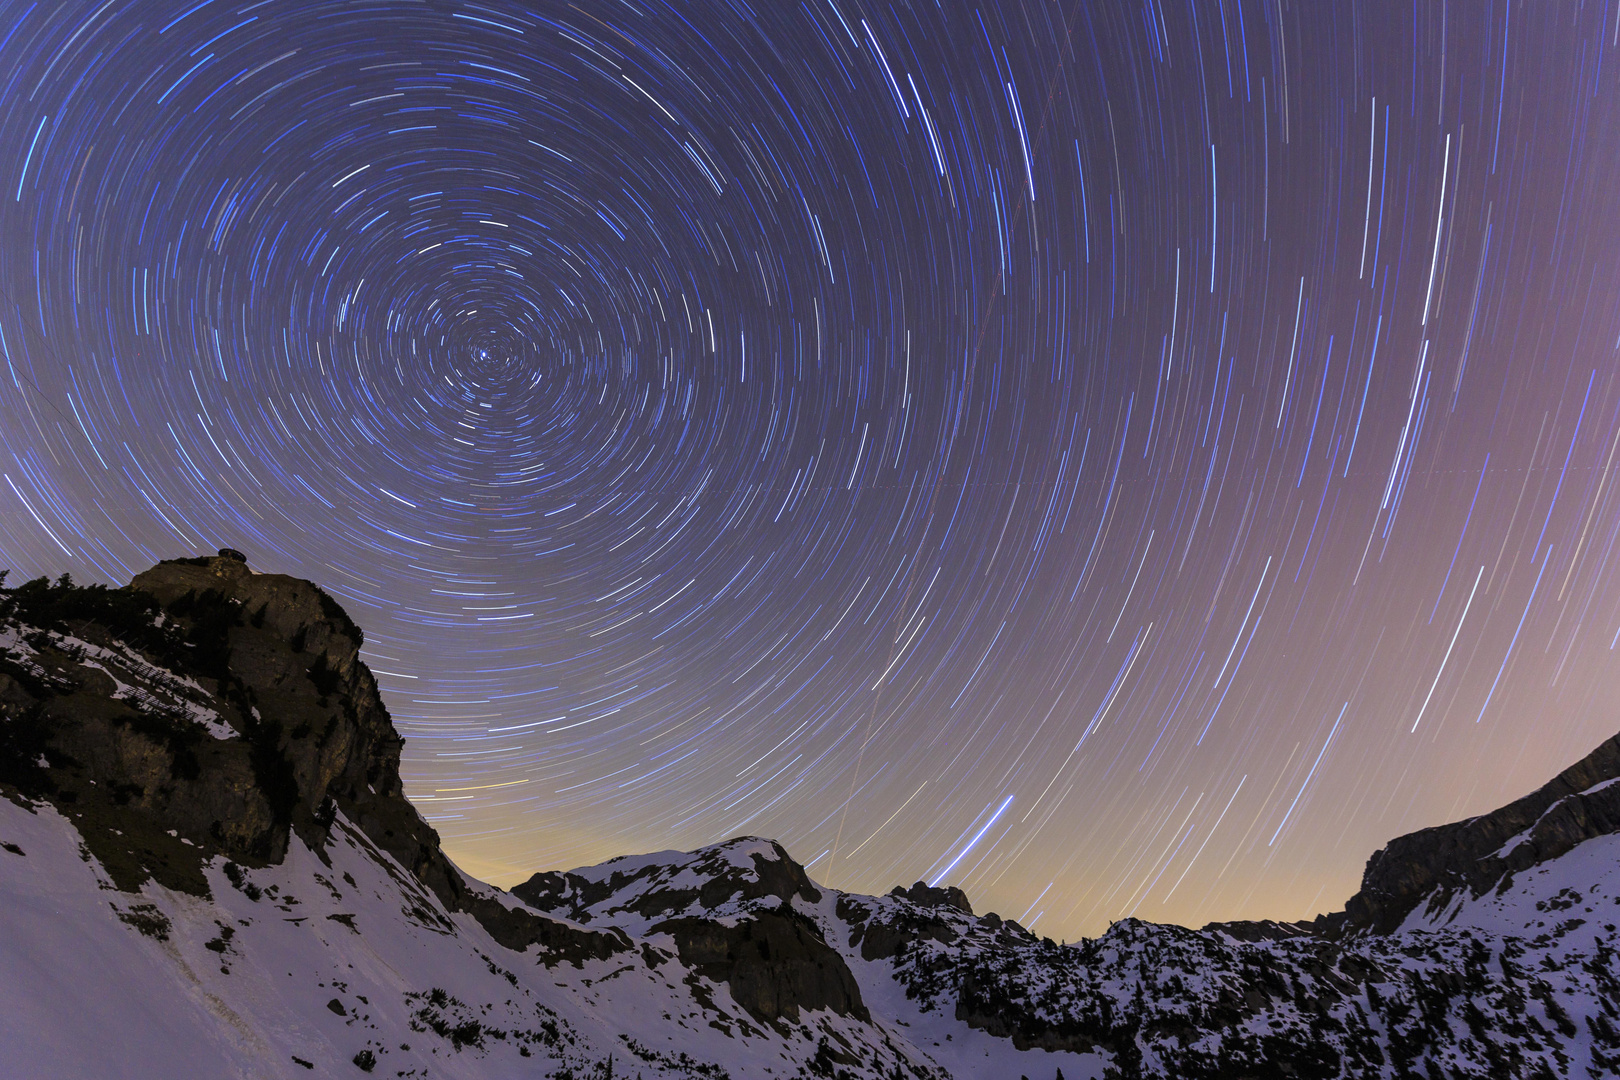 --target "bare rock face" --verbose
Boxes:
[890,879,974,914]
[839,895,964,961]
[515,838,868,1022]
[661,909,869,1024]
[1339,731,1620,934]
[122,555,436,879]
[0,555,622,962]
